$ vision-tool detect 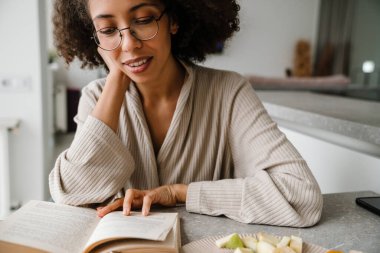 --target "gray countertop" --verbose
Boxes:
[162,191,380,253]
[255,91,380,157]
